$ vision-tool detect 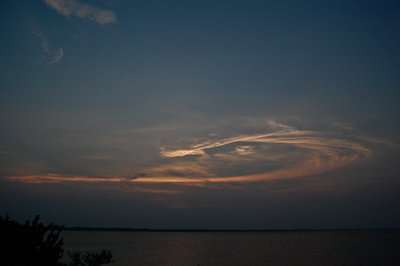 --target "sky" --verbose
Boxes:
[1,0,400,230]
